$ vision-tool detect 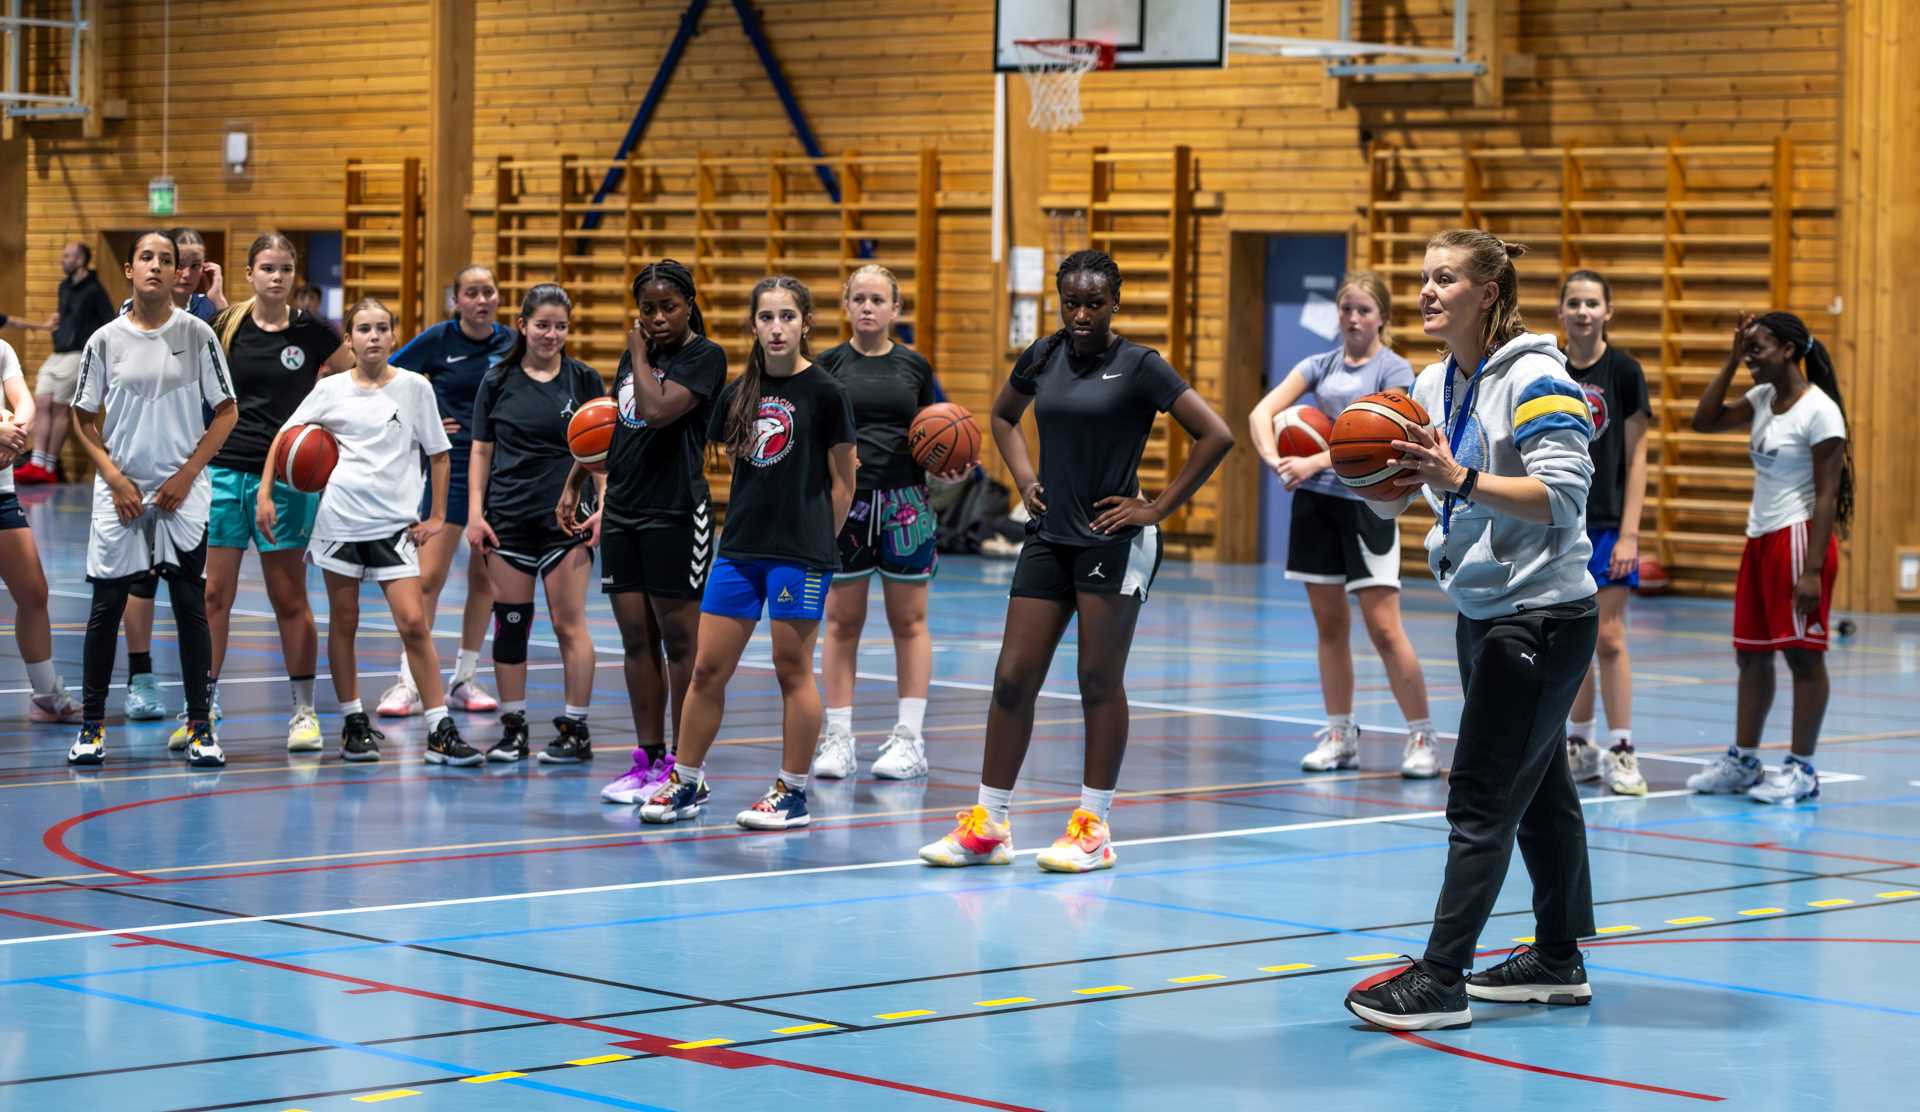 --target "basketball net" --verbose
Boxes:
[1012,39,1113,132]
